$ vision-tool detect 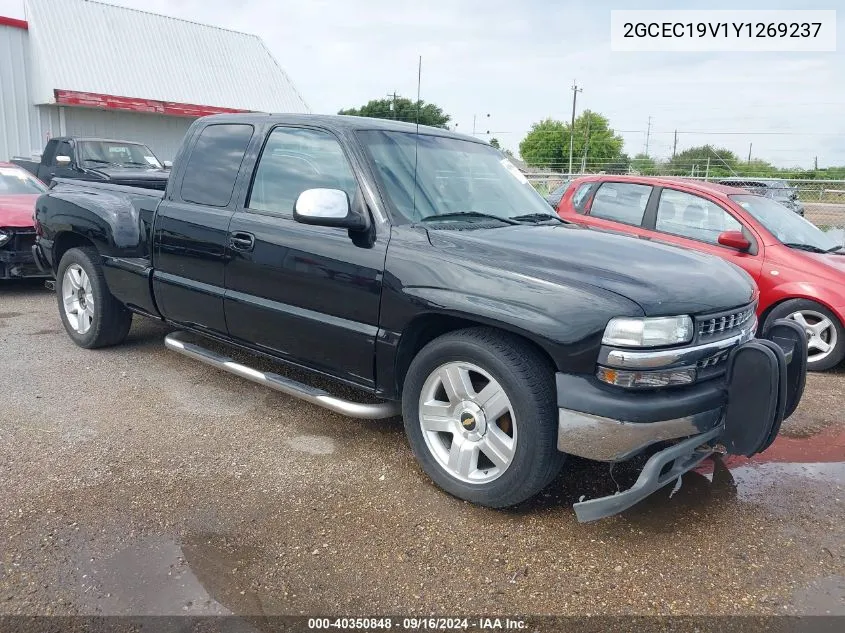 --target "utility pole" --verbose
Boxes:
[815,156,819,170]
[672,129,678,160]
[644,116,652,157]
[472,113,490,137]
[386,91,398,119]
[568,81,582,175]
[747,142,752,164]
[580,115,591,173]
